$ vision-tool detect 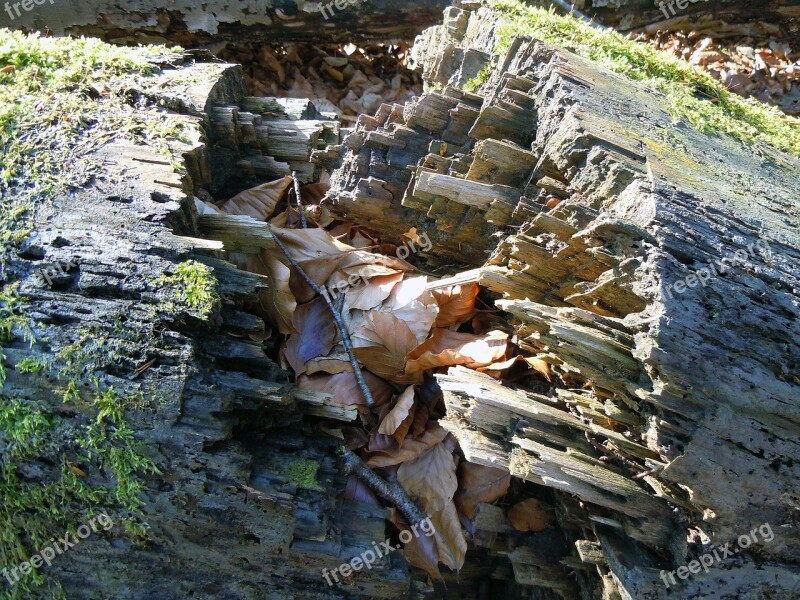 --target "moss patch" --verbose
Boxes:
[284,458,323,491]
[157,260,221,319]
[488,0,800,157]
[0,32,183,599]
